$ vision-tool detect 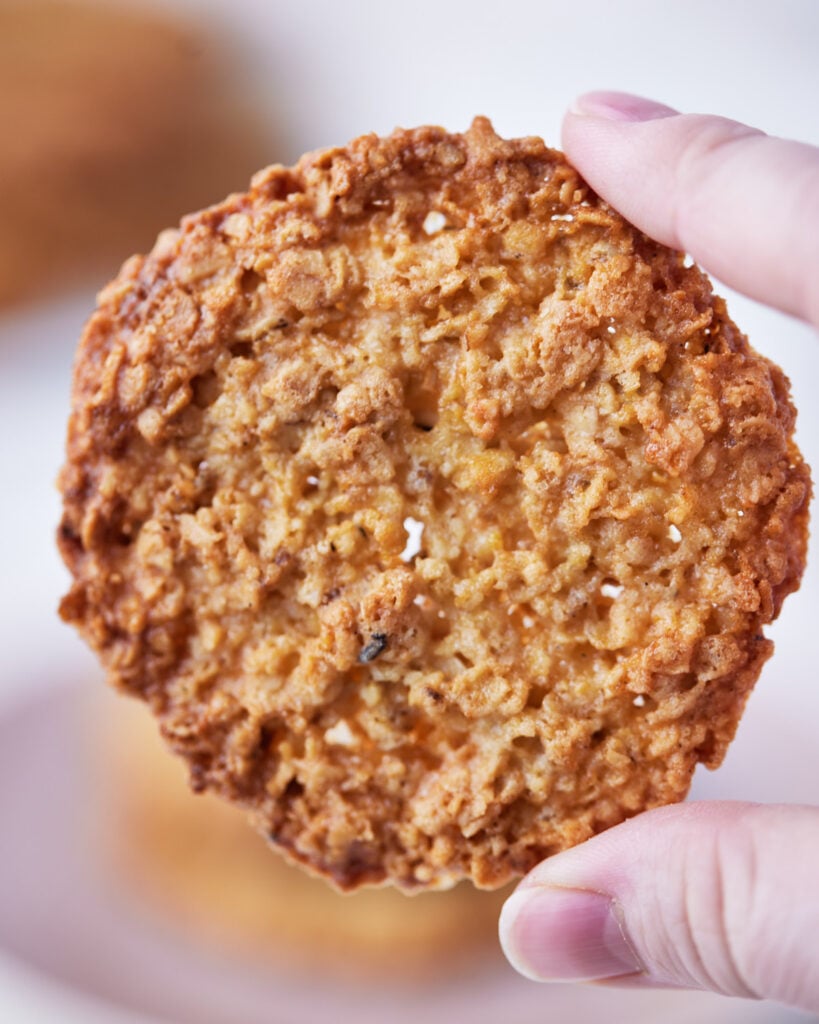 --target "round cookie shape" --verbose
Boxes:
[58,118,810,890]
